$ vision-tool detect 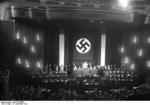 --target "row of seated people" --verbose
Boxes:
[44,64,71,73]
[102,66,135,81]
[43,64,134,73]
[0,63,10,100]
[32,64,72,77]
[43,64,121,73]
[105,75,134,81]
[5,84,150,100]
[41,76,134,86]
[73,63,135,81]
[74,63,134,76]
[35,63,104,77]
[33,64,136,81]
